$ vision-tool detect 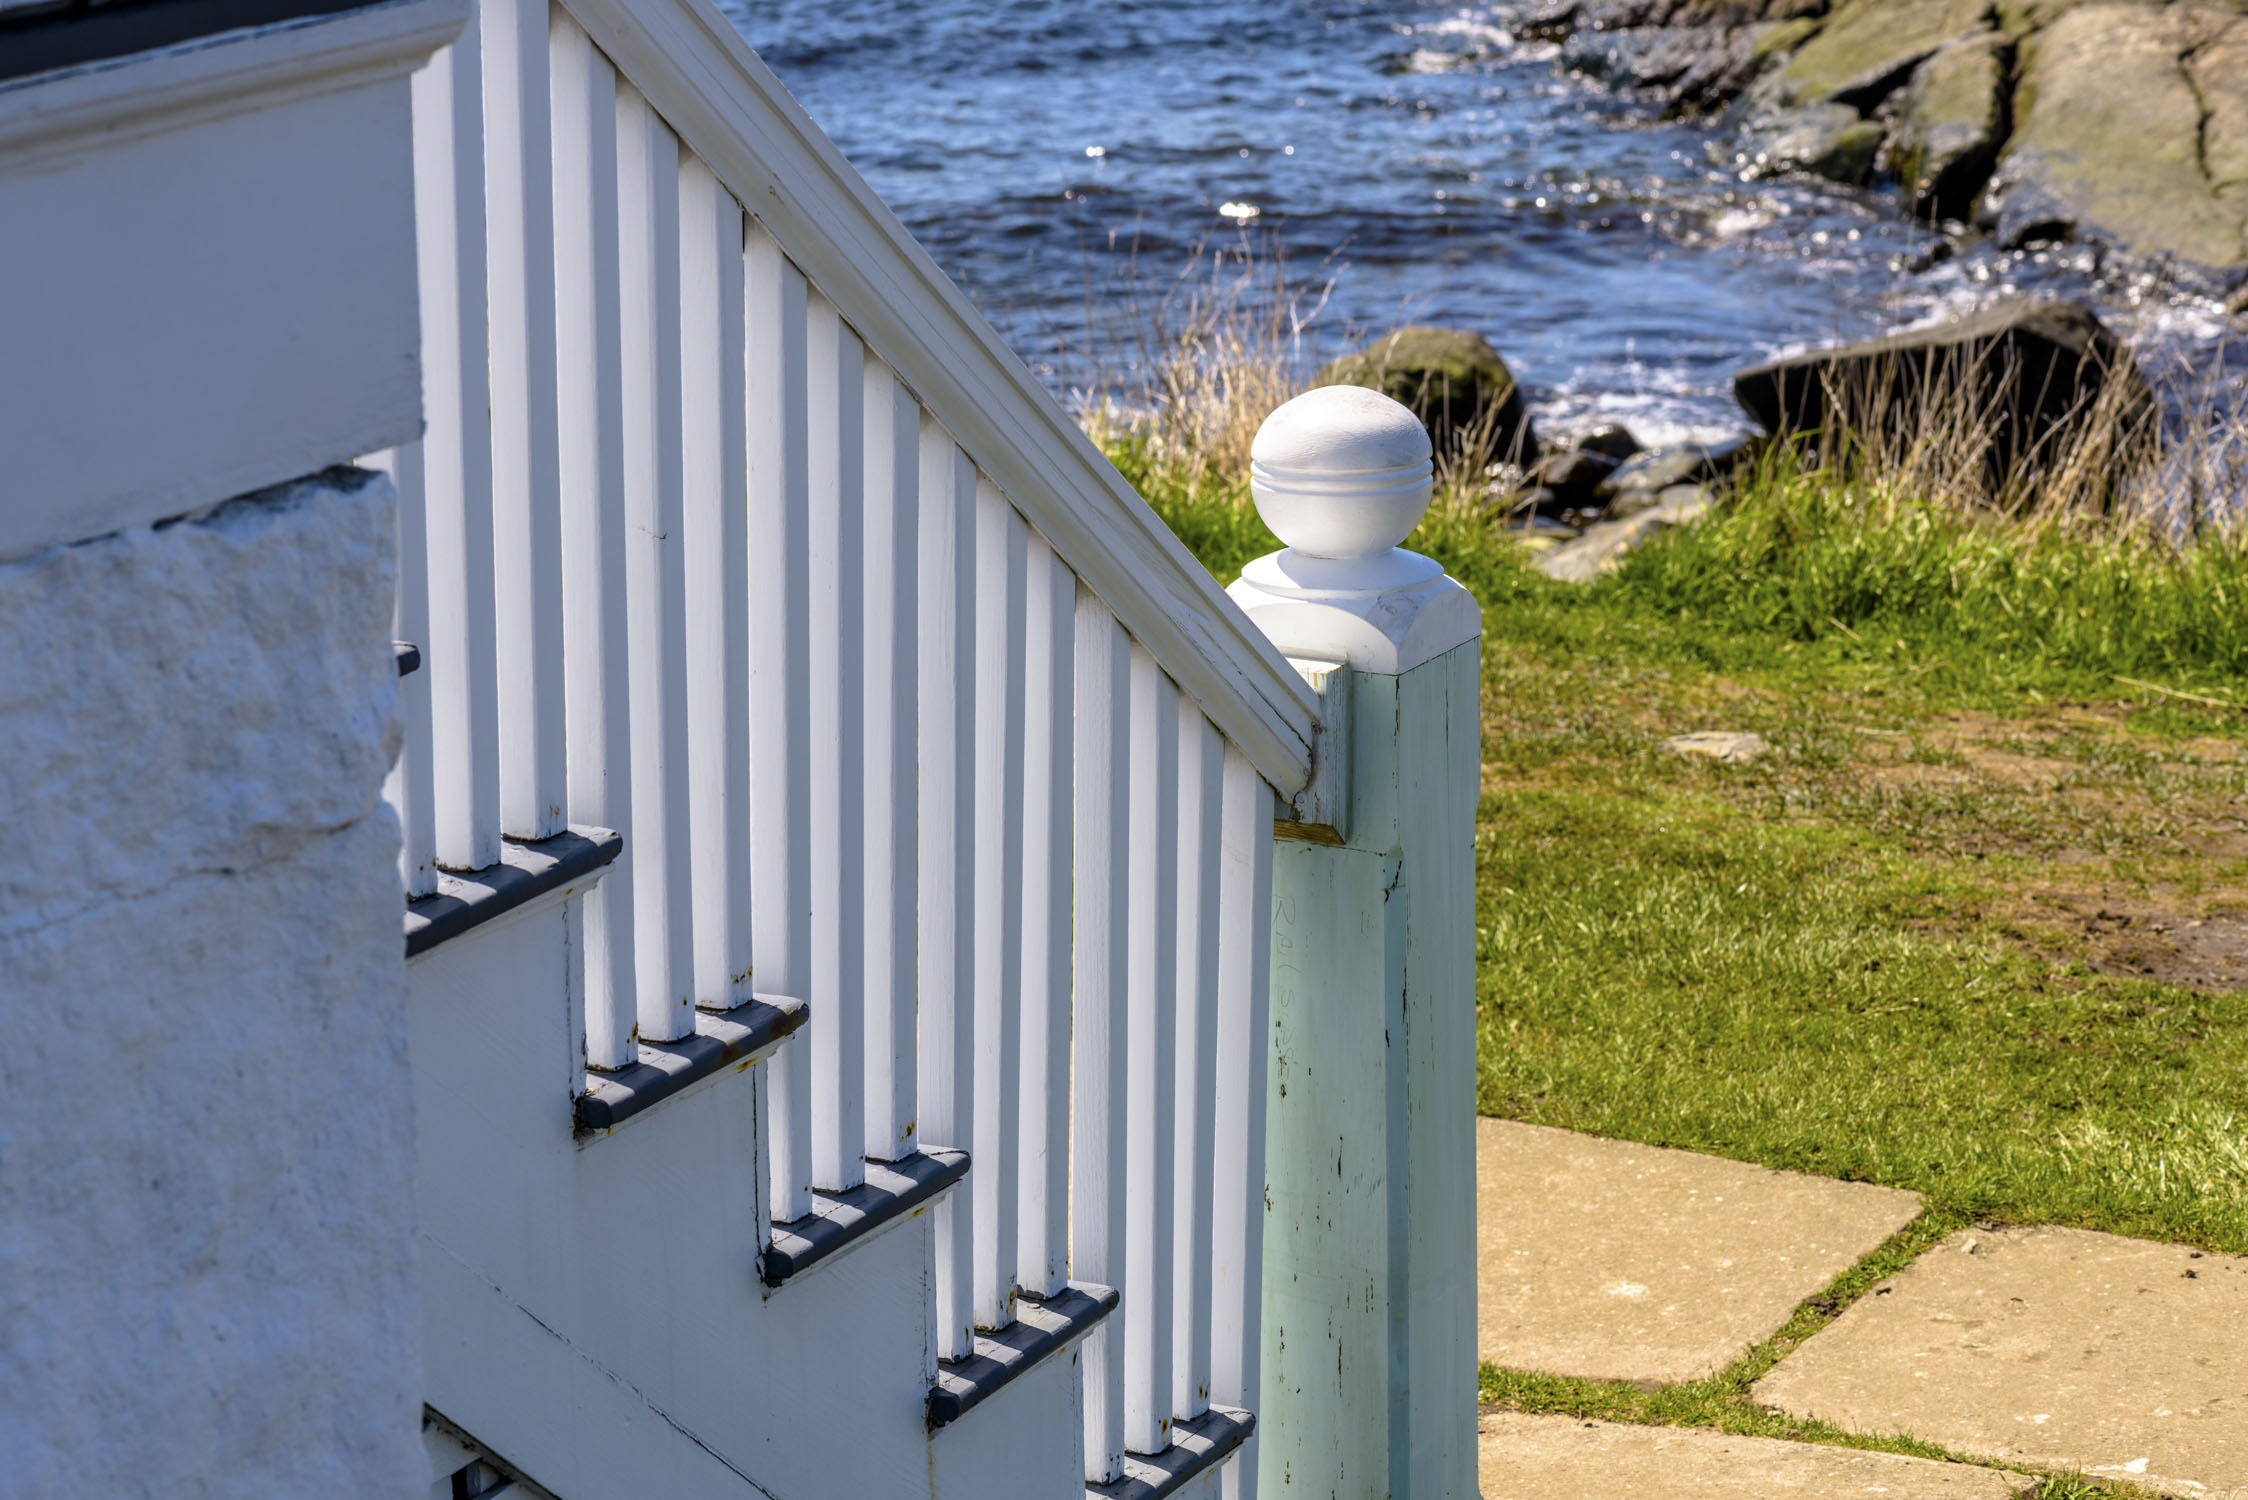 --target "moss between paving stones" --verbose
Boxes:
[1478,1210,2161,1498]
[1753,1225,2248,1493]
